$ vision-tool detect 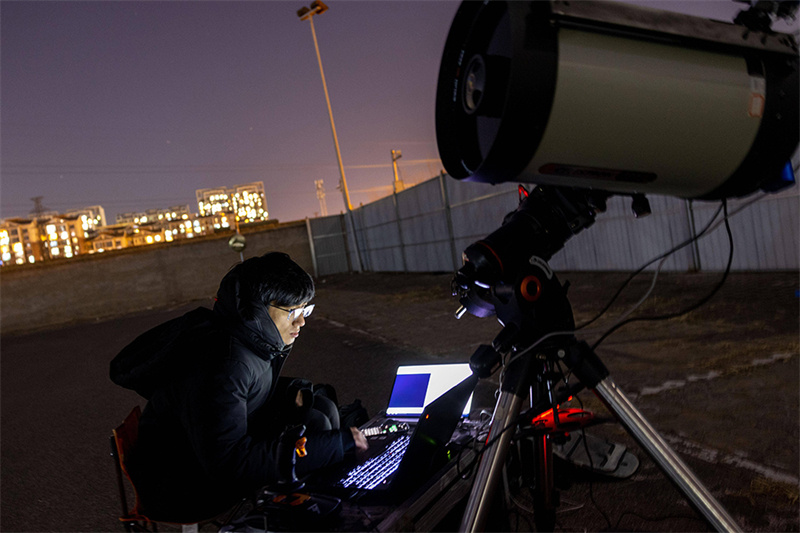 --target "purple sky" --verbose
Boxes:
[2,1,795,224]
